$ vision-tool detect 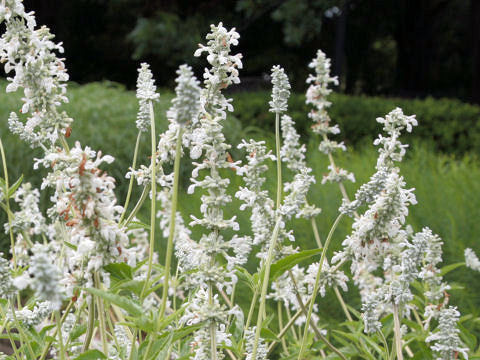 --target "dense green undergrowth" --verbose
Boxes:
[1,80,479,318]
[232,91,480,155]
